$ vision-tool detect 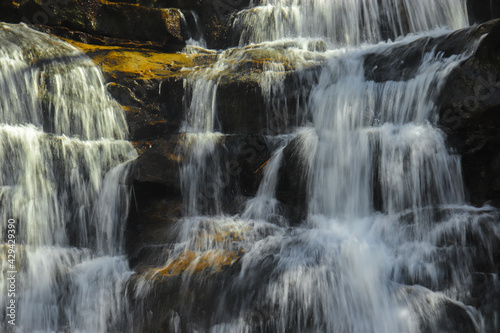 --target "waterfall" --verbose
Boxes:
[233,0,469,46]
[308,47,467,219]
[2,0,494,331]
[180,64,224,216]
[153,0,500,332]
[243,146,285,223]
[0,24,136,332]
